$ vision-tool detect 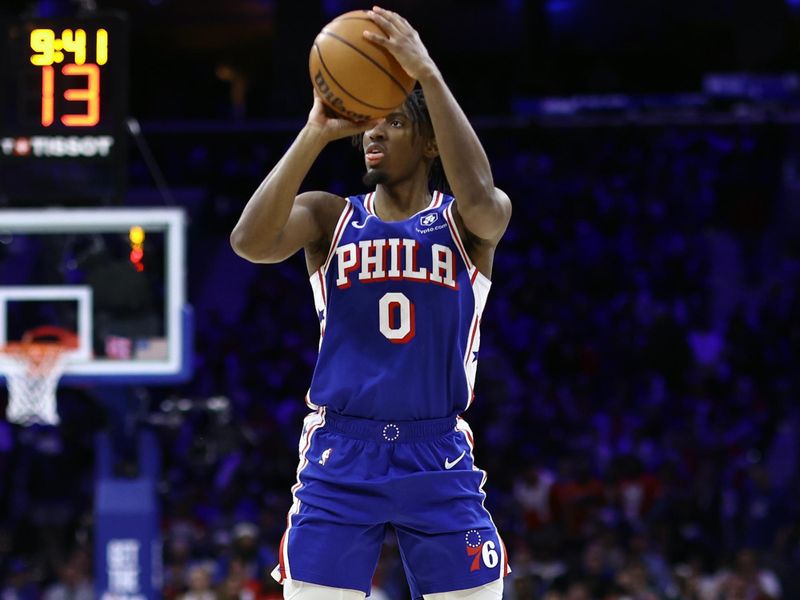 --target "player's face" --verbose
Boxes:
[362,107,427,185]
